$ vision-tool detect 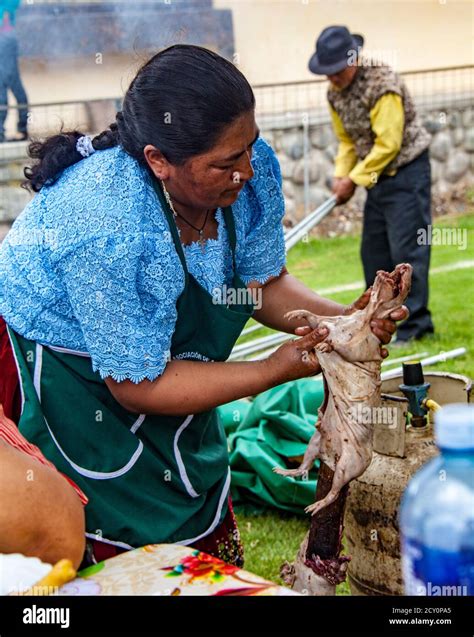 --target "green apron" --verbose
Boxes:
[9,179,254,549]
